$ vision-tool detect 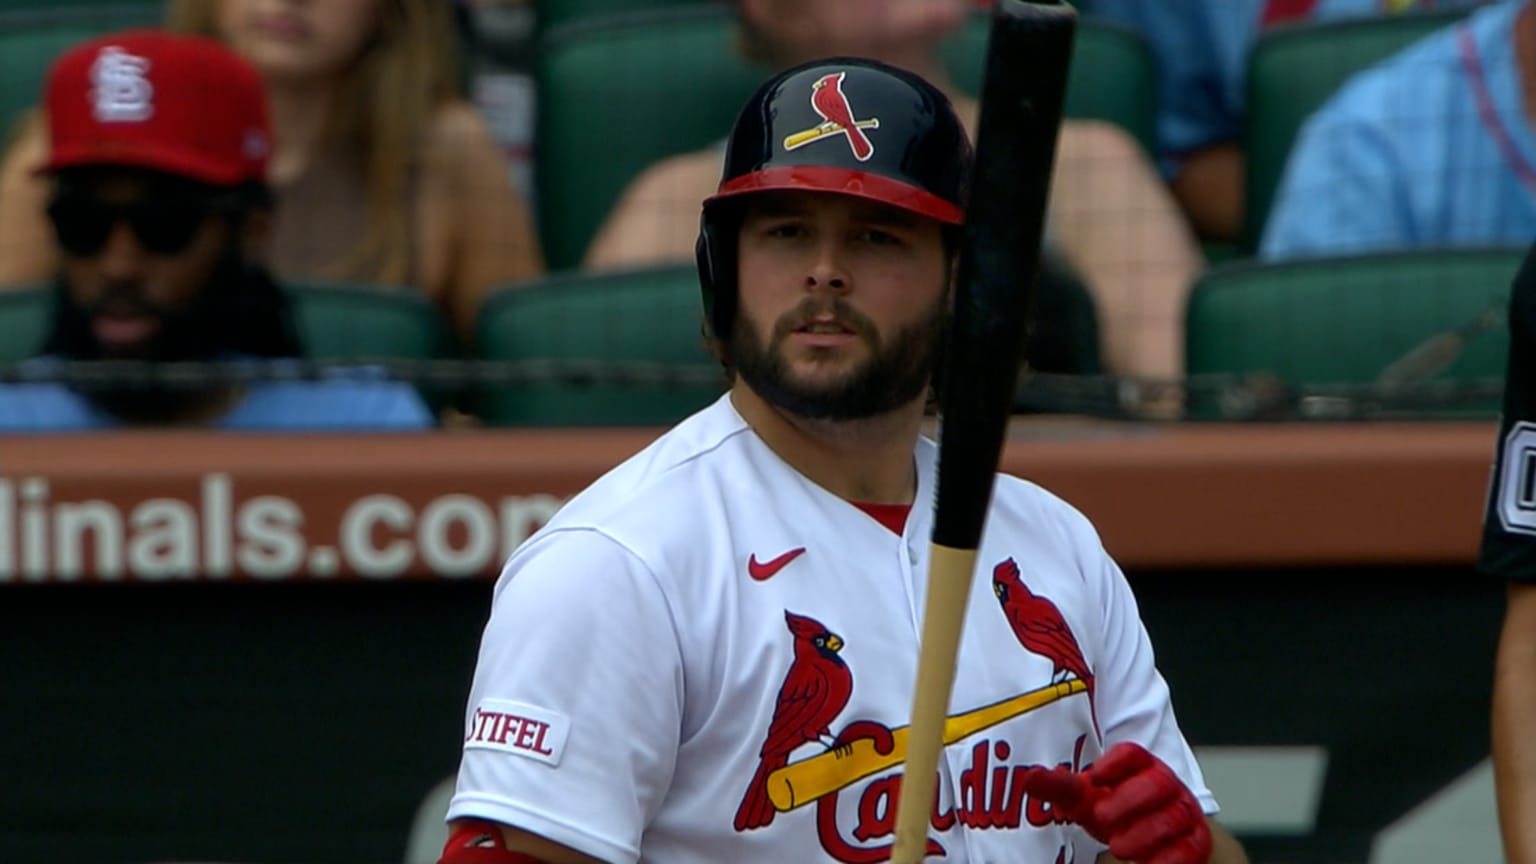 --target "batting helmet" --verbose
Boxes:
[696,57,973,337]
